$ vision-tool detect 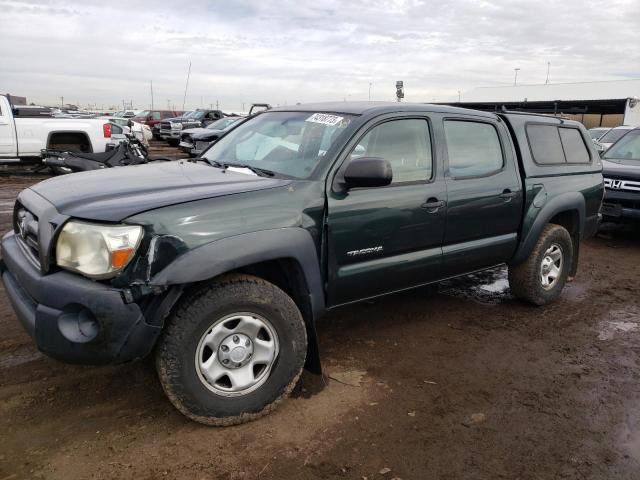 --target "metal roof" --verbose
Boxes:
[461,79,640,103]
